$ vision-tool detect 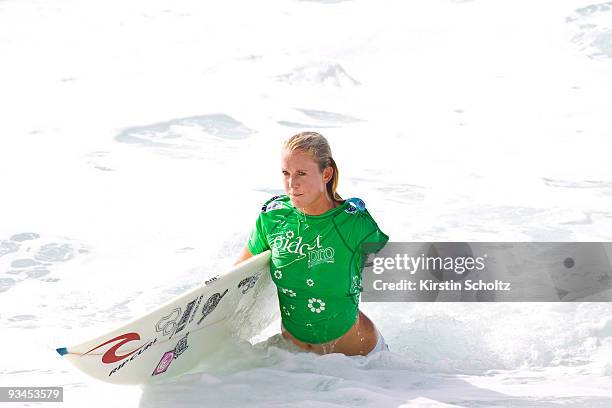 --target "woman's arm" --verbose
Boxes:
[234,244,254,266]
